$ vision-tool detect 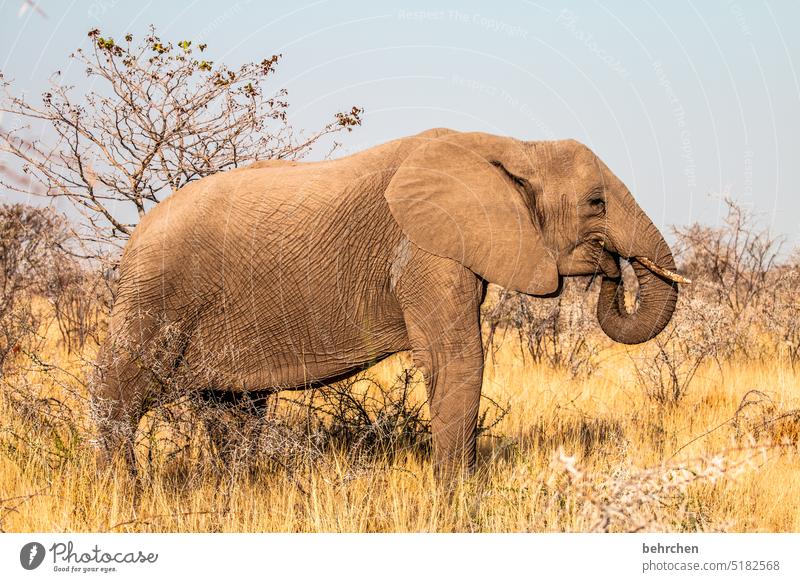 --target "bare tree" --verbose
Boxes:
[0,26,362,256]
